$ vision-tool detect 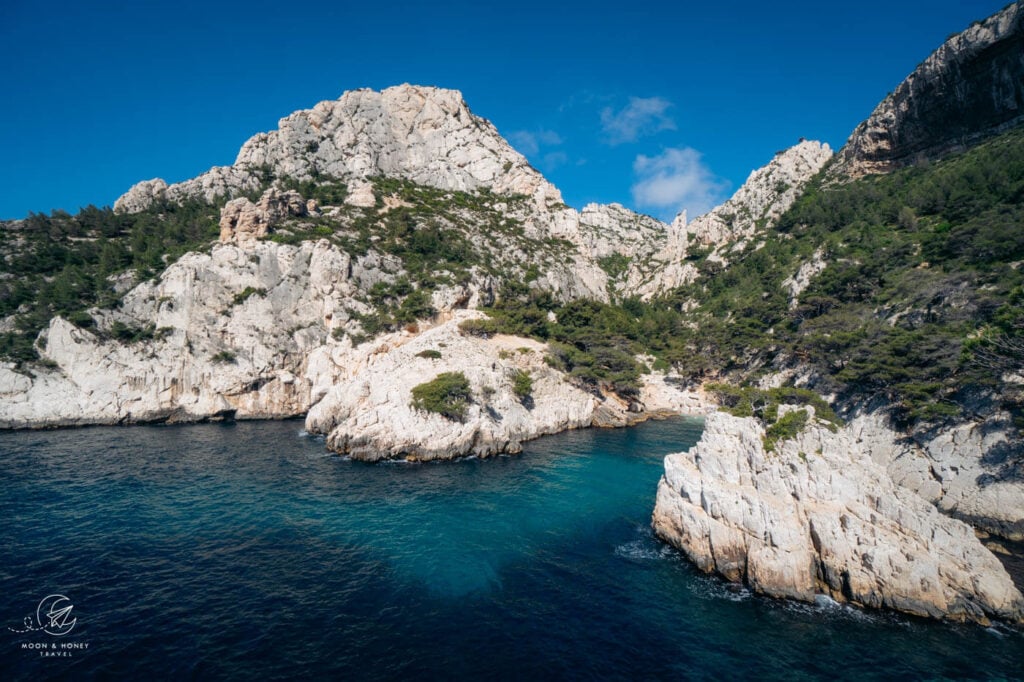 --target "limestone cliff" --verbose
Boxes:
[5,83,739,437]
[652,410,1024,624]
[834,2,1024,176]
[847,410,1024,542]
[304,311,711,461]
